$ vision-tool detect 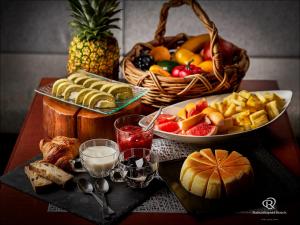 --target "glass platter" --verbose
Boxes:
[35,70,149,115]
